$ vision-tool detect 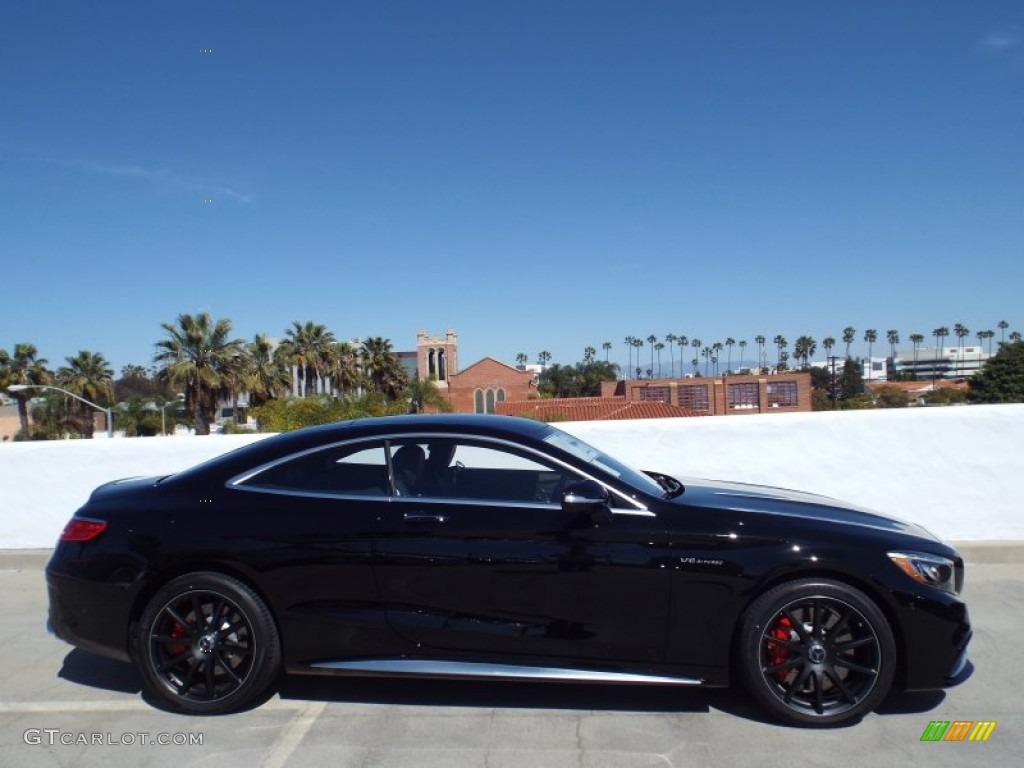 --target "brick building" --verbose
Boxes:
[600,372,813,416]
[445,357,537,413]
